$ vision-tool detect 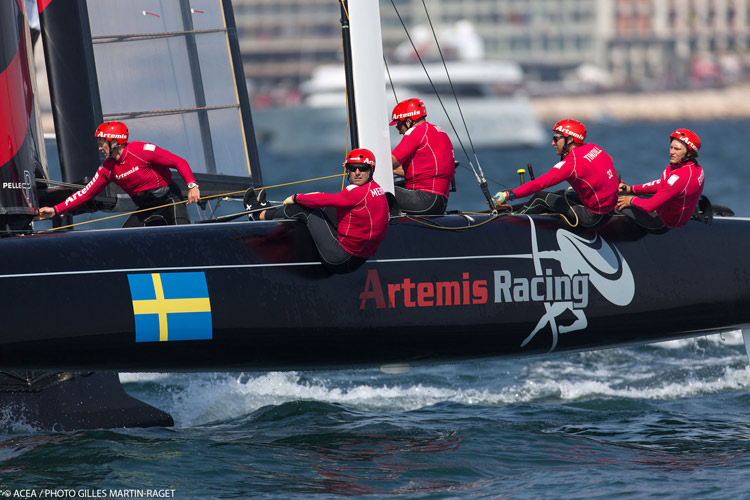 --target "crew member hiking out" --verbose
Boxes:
[246,148,390,274]
[37,121,201,227]
[617,128,705,232]
[492,119,618,229]
[390,98,455,216]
